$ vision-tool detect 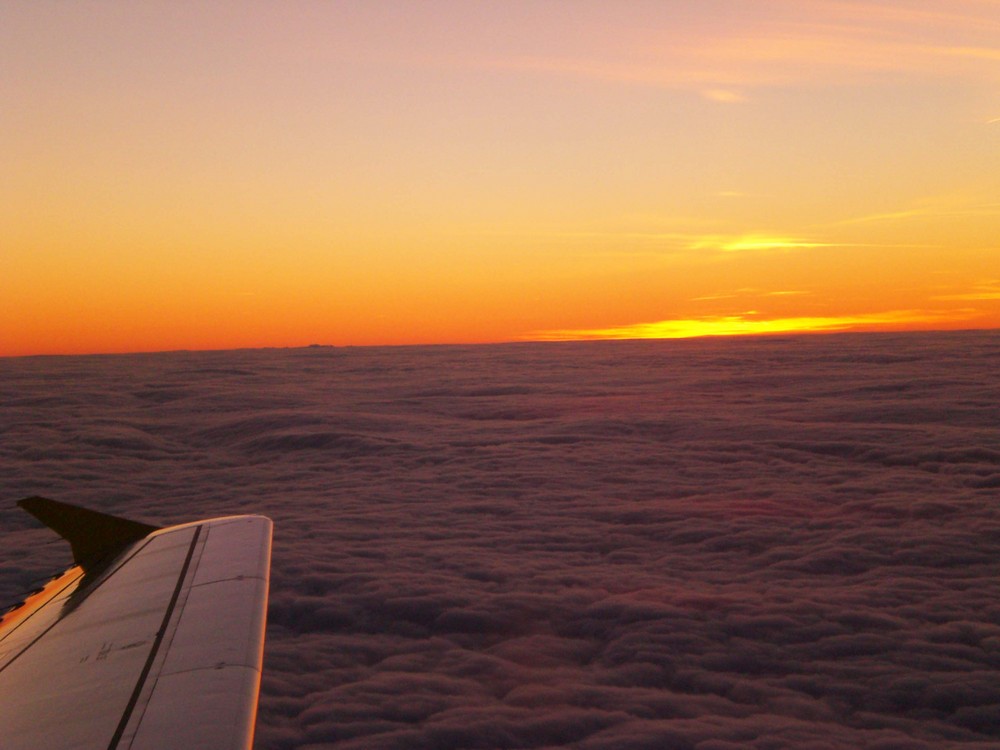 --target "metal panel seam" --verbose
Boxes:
[106,525,202,750]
